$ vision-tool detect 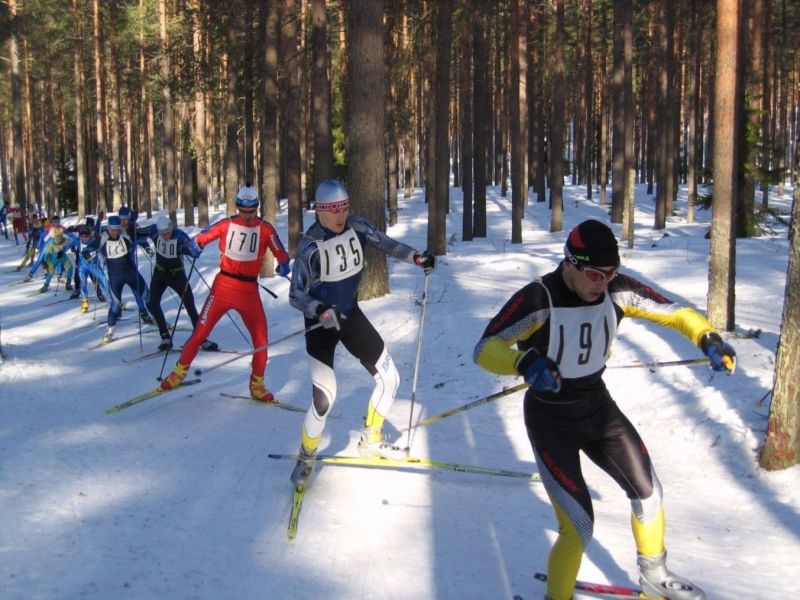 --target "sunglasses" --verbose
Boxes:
[577,264,617,283]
